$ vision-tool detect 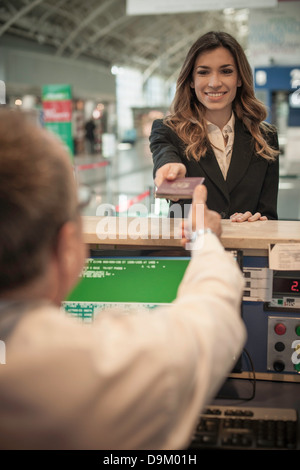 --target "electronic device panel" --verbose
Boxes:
[239,256,300,382]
